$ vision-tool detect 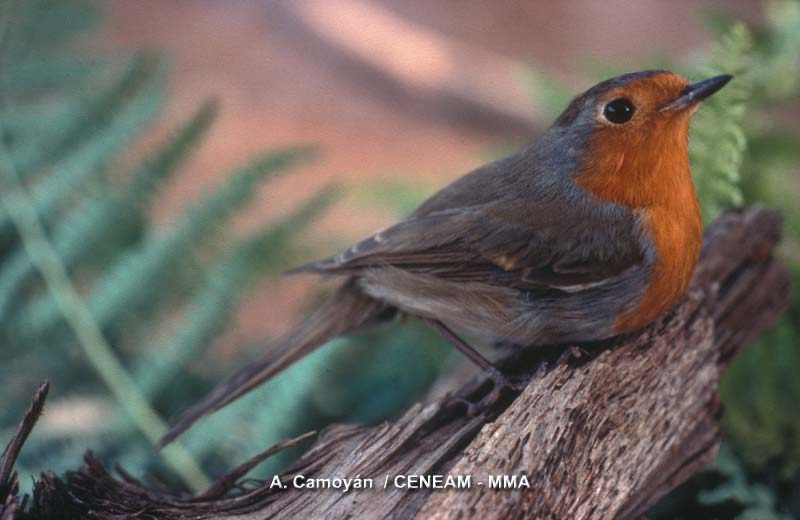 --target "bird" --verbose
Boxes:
[159,69,732,446]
